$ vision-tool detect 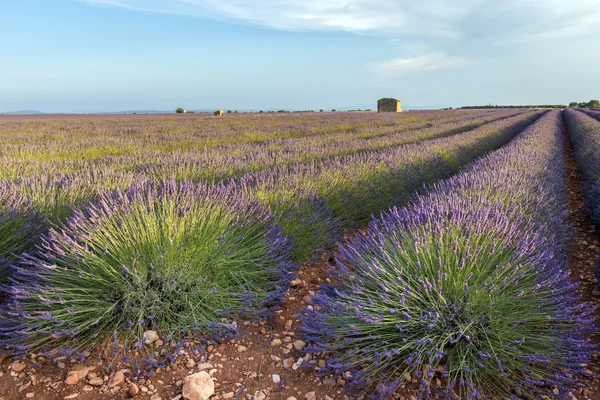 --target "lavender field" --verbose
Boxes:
[0,109,598,399]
